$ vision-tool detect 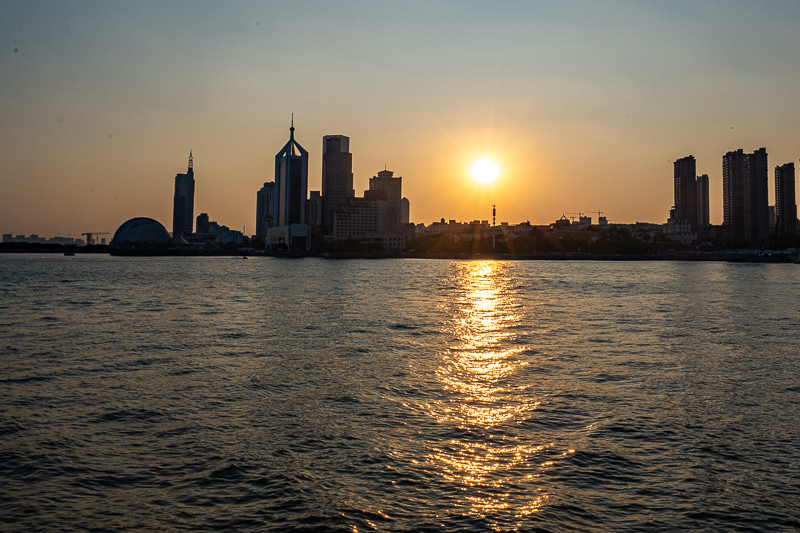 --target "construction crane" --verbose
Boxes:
[81,232,109,246]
